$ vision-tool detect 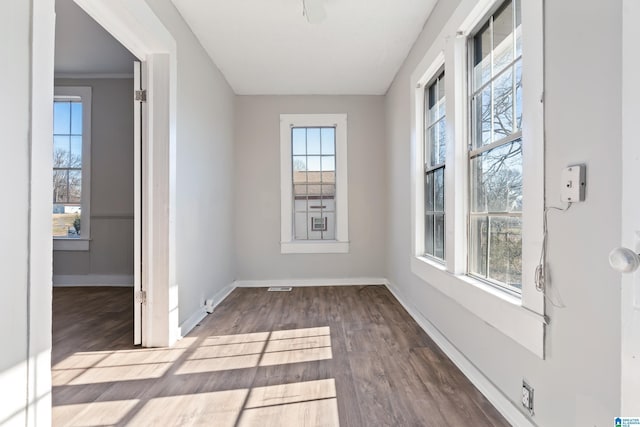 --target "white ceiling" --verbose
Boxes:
[54,0,137,76]
[171,0,437,95]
